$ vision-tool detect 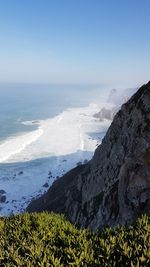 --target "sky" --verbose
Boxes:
[0,0,150,87]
